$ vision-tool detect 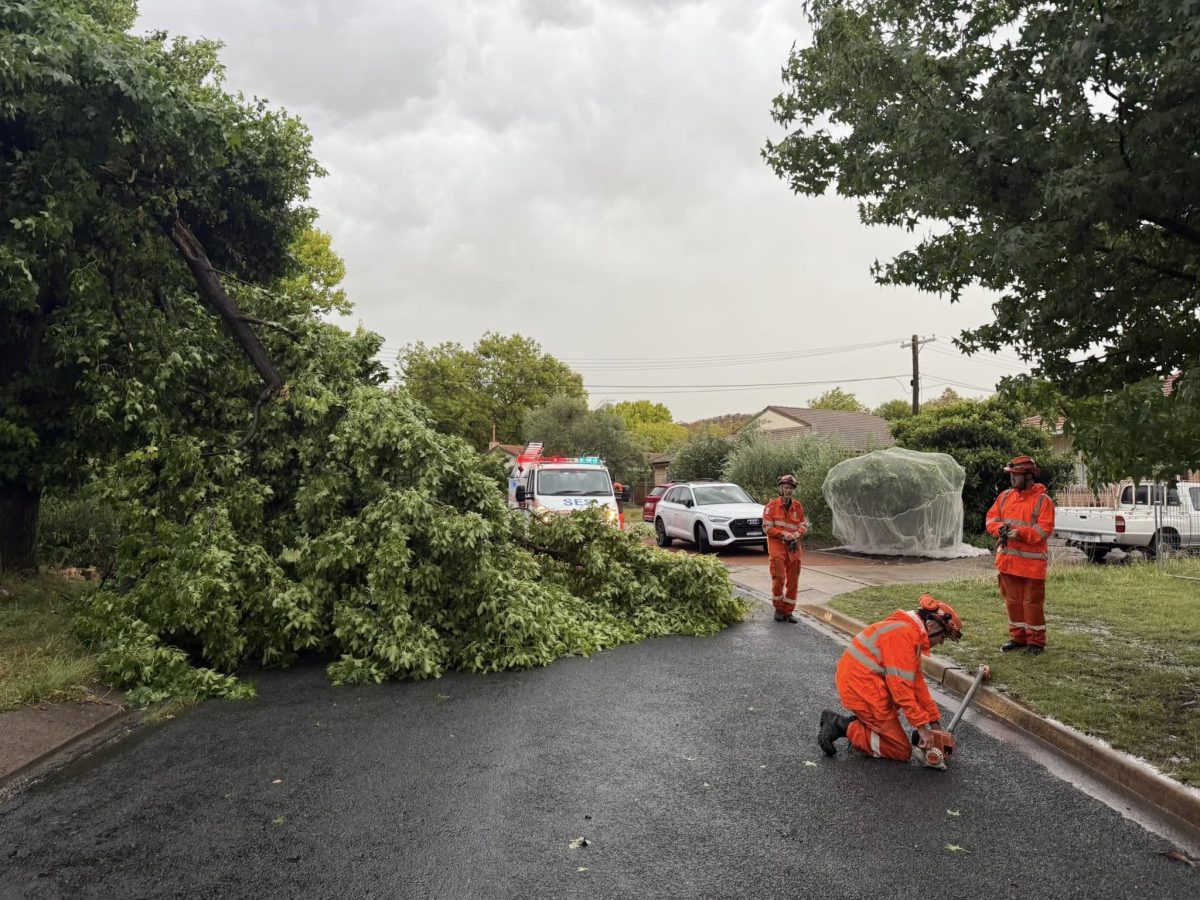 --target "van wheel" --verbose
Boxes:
[655,519,672,547]
[695,524,713,554]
